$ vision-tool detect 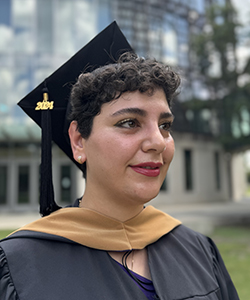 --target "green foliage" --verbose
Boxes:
[189,1,250,150]
[191,1,240,91]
